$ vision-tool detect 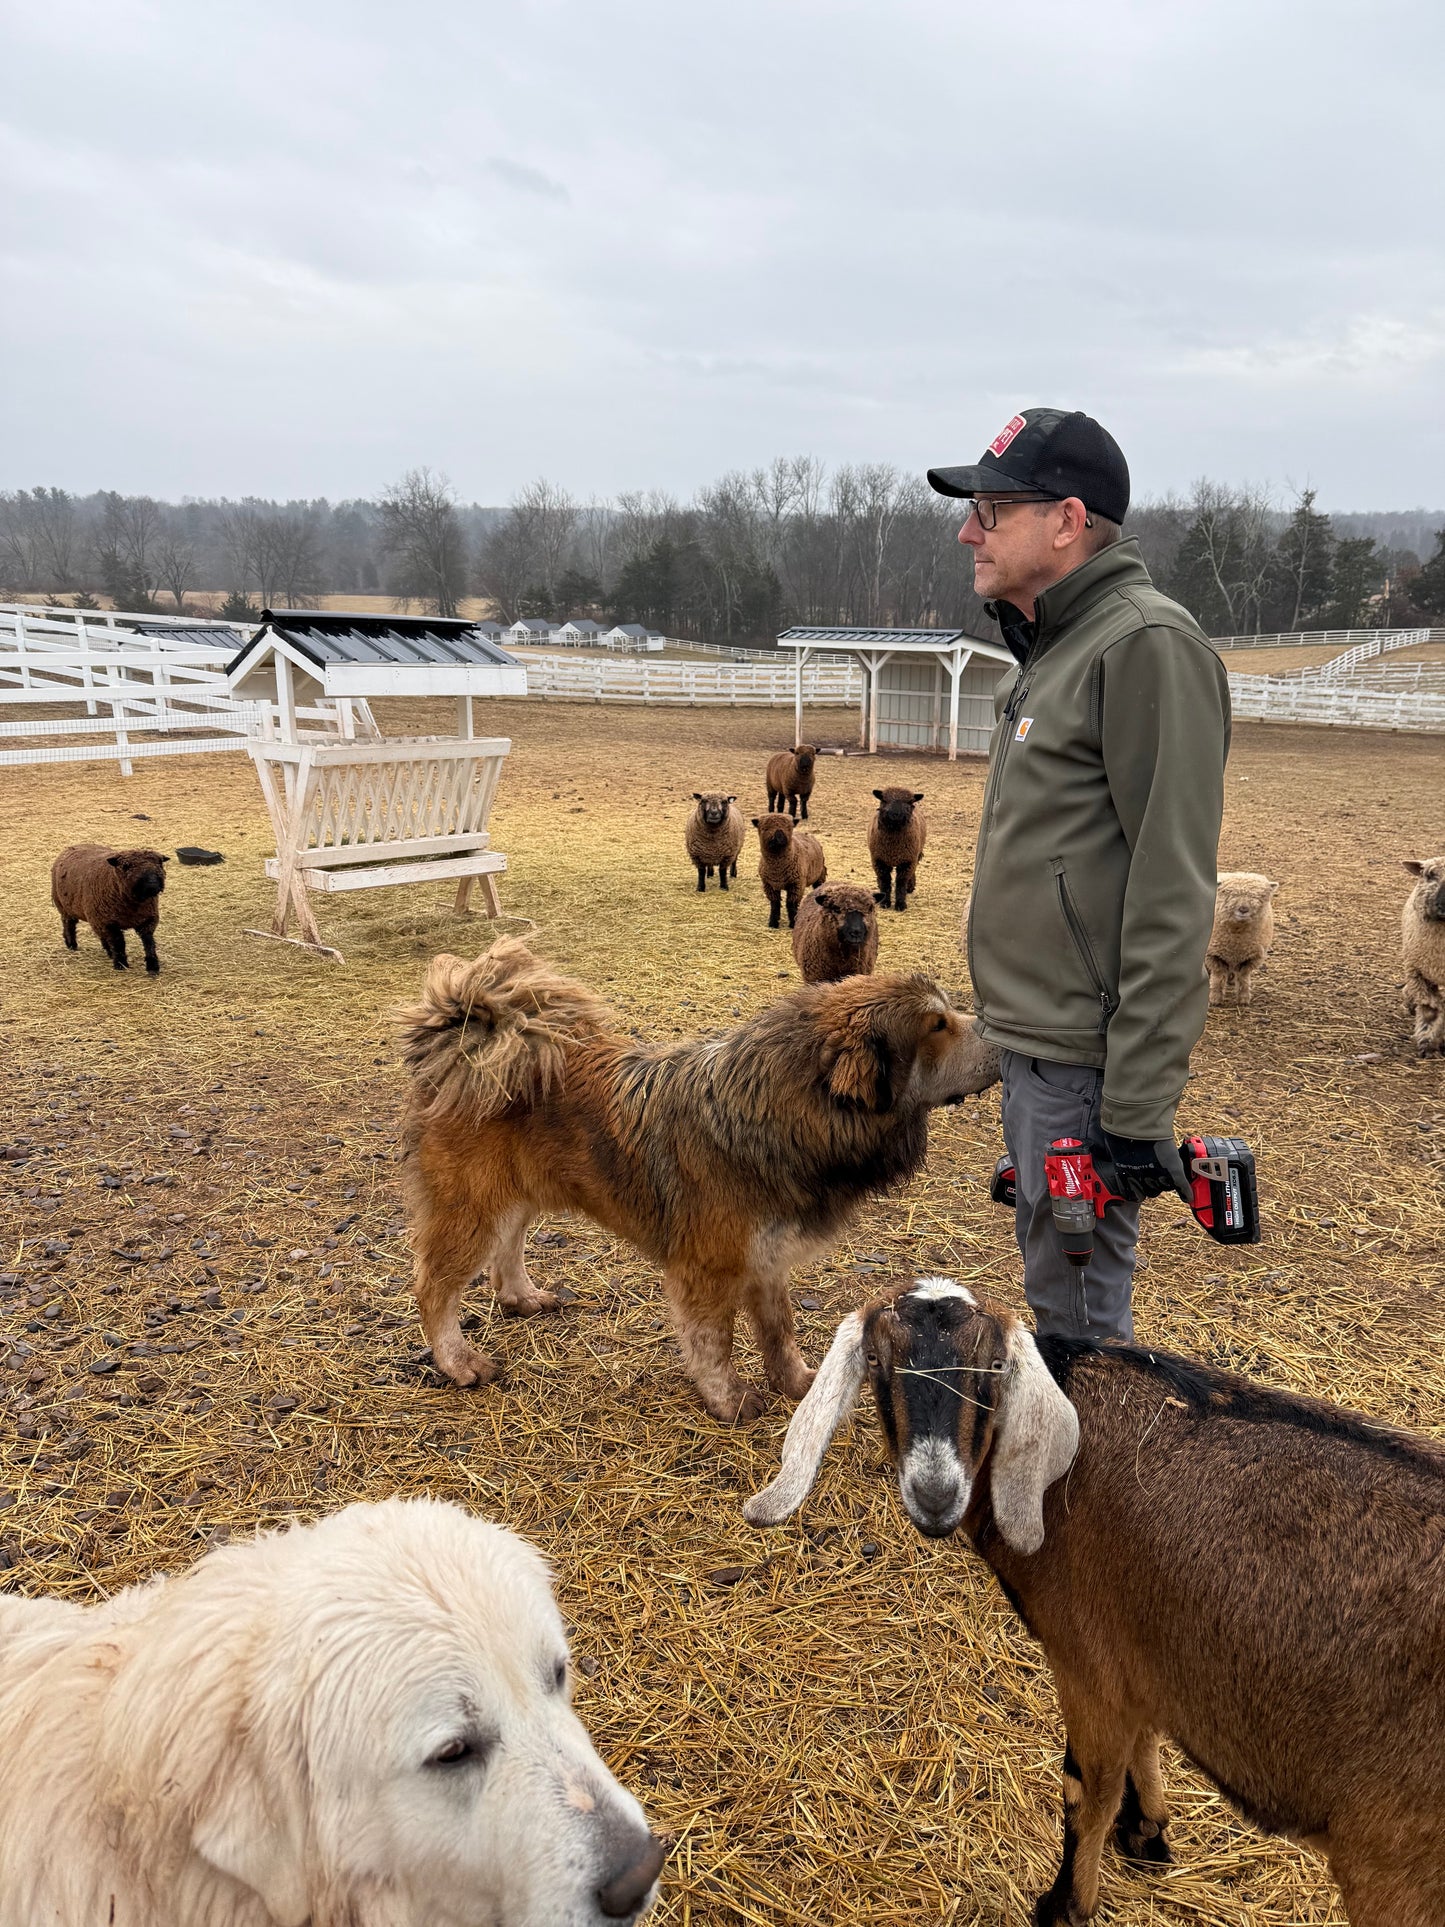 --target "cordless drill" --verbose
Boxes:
[989,1134,1260,1266]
